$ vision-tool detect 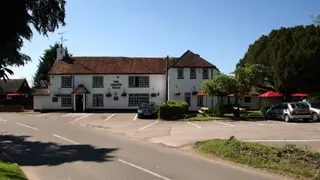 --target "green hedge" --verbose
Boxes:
[159,100,189,120]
